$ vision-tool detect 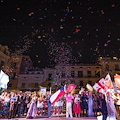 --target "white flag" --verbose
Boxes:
[105,73,113,89]
[93,83,105,94]
[93,78,105,94]
[105,73,111,80]
[0,70,9,89]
